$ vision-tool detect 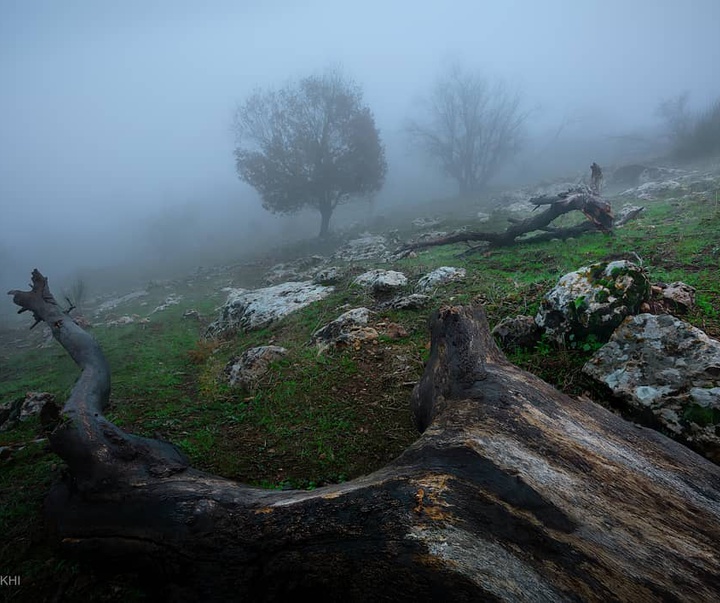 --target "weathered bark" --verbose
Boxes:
[402,187,625,254]
[9,271,720,602]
